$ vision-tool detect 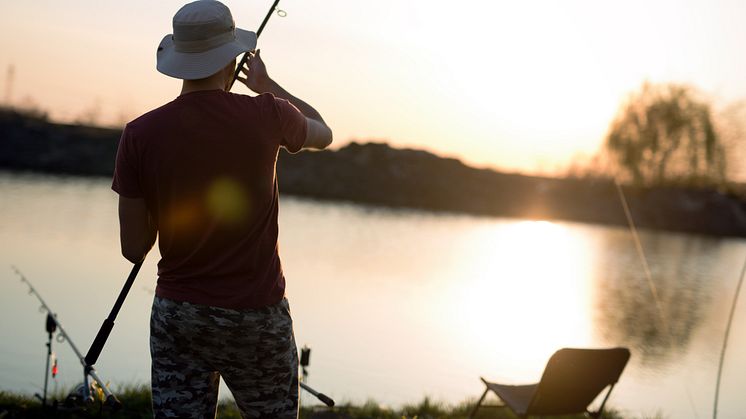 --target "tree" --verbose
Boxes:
[604,82,726,186]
